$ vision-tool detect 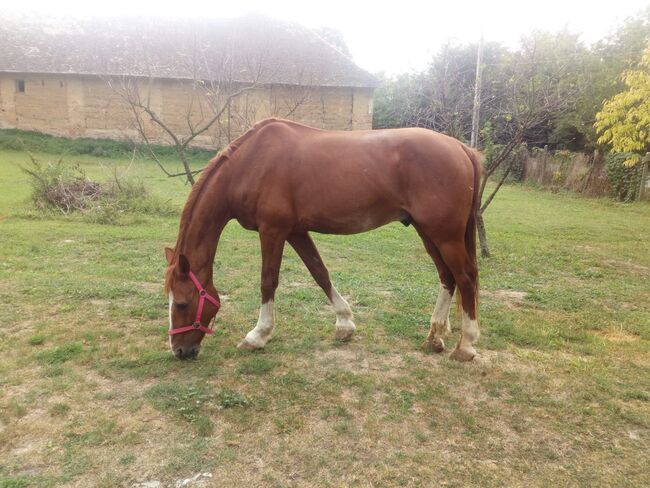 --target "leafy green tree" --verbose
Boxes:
[373,41,513,140]
[595,40,650,166]
[372,73,429,129]
[554,7,650,150]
